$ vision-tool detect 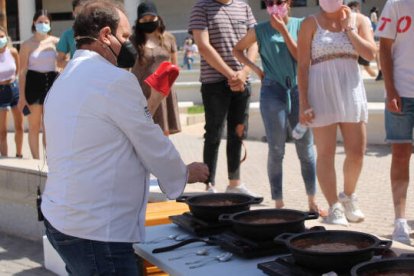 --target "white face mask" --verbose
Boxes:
[0,37,7,49]
[35,23,51,34]
[319,0,343,13]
